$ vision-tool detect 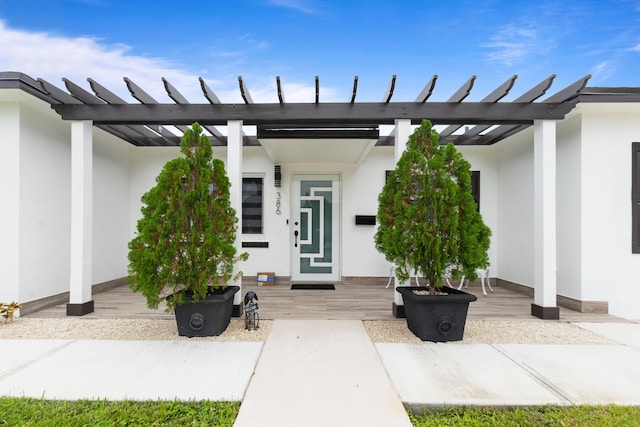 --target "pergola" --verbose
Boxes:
[4,71,594,147]
[5,71,631,319]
